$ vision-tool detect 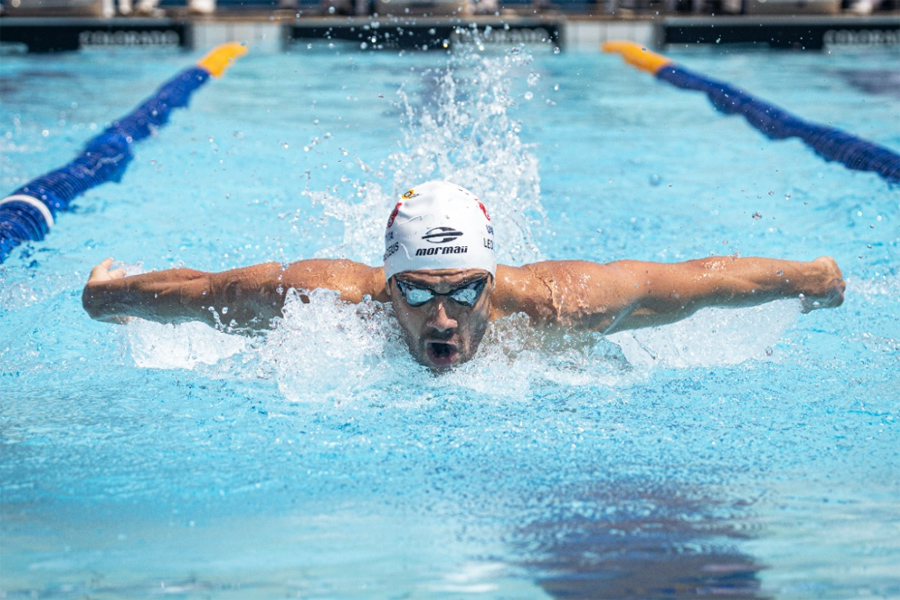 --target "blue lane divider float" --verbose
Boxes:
[603,40,900,186]
[0,42,247,264]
